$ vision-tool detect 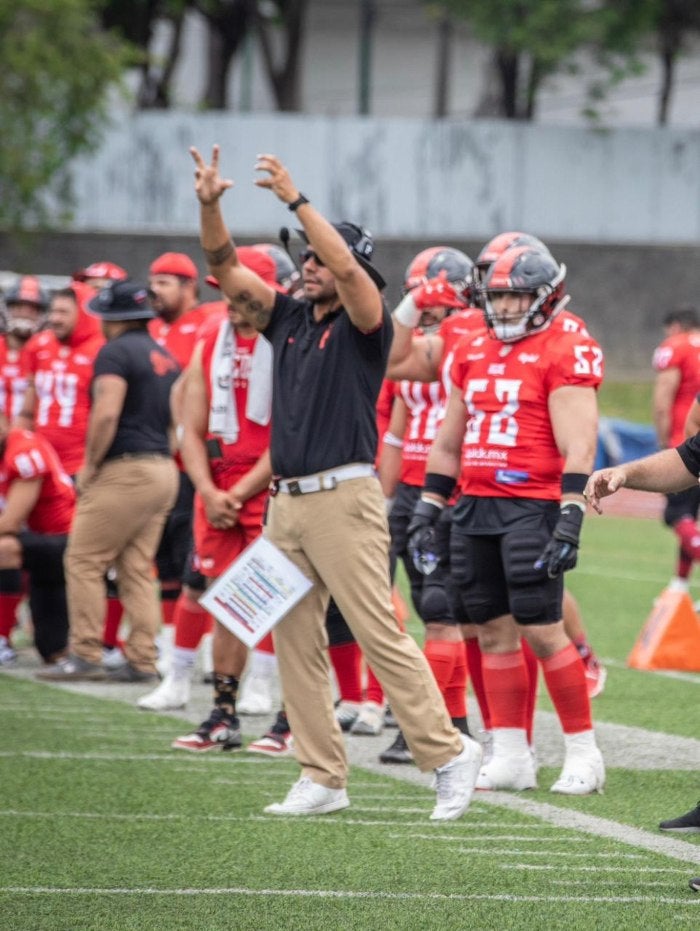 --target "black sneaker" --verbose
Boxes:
[383,705,399,728]
[690,877,700,892]
[172,708,242,752]
[35,654,107,681]
[379,730,414,765]
[659,802,700,833]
